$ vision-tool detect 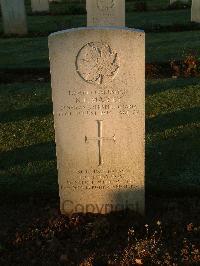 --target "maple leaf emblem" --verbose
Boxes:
[97,0,115,11]
[76,42,120,85]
